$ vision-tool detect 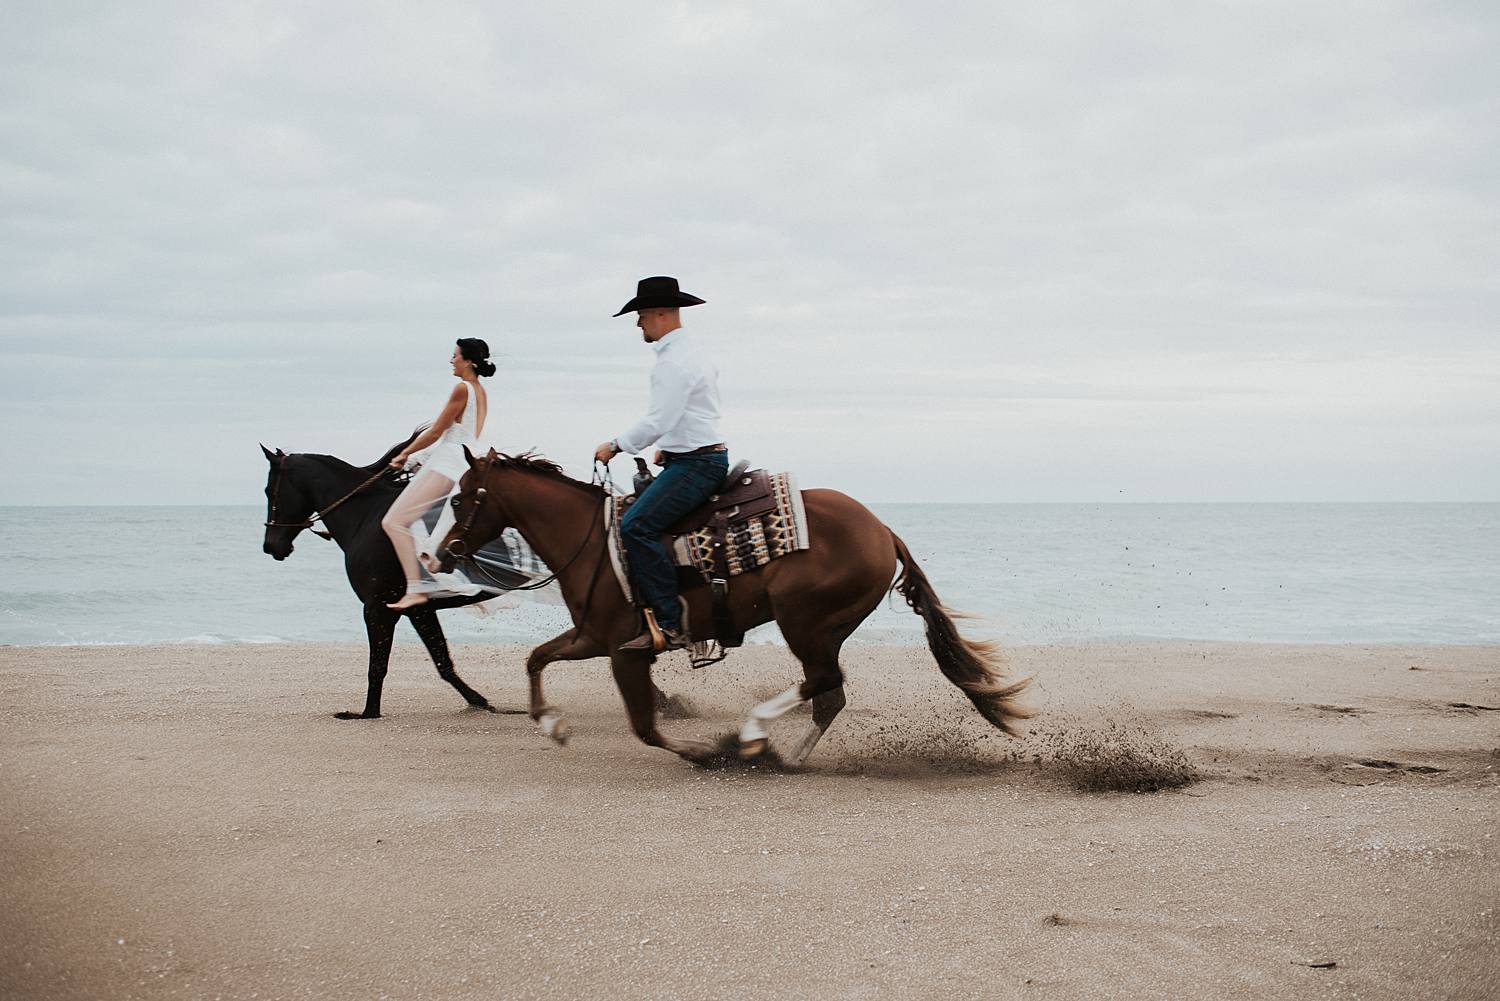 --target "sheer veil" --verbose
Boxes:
[406,471,563,607]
